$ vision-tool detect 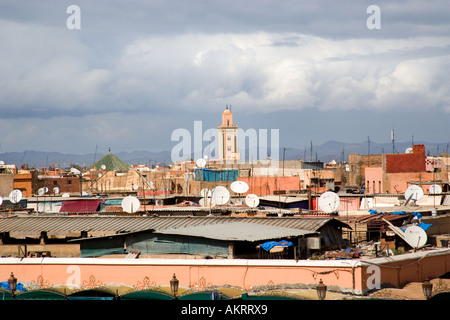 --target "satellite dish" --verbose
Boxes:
[245,194,259,208]
[53,187,60,194]
[230,181,249,194]
[405,147,413,154]
[0,197,3,206]
[38,188,45,196]
[404,225,428,249]
[429,184,442,194]
[196,158,206,168]
[405,185,424,202]
[203,155,208,160]
[70,168,81,175]
[318,191,340,213]
[121,196,140,213]
[9,190,23,204]
[211,186,230,205]
[132,184,139,191]
[62,193,70,198]
[101,164,106,170]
